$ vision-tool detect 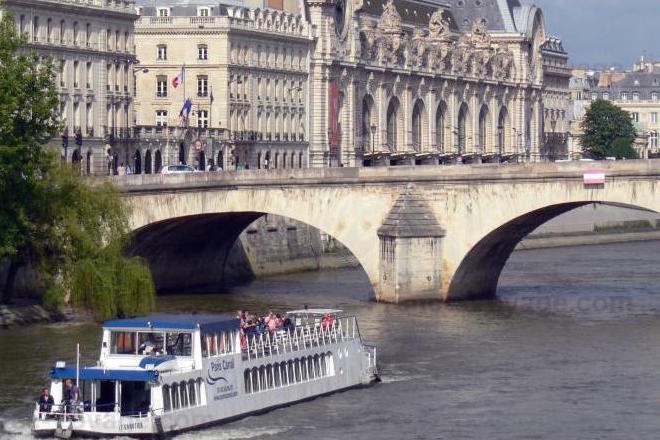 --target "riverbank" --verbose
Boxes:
[0,304,65,328]
[518,229,660,250]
